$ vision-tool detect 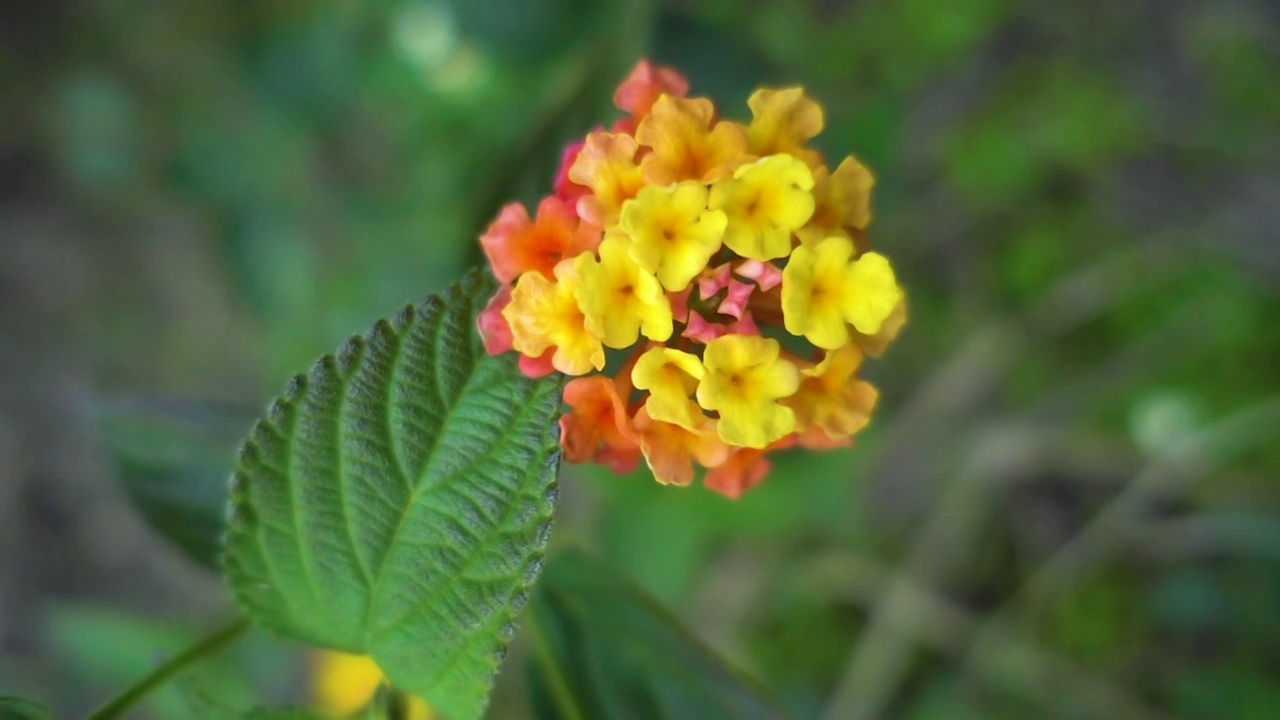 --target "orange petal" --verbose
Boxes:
[560,376,637,467]
[480,198,601,283]
[614,60,690,119]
